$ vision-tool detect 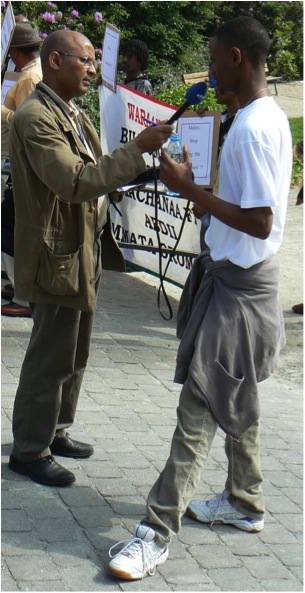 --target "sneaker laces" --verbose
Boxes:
[109,537,158,578]
[207,492,227,526]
